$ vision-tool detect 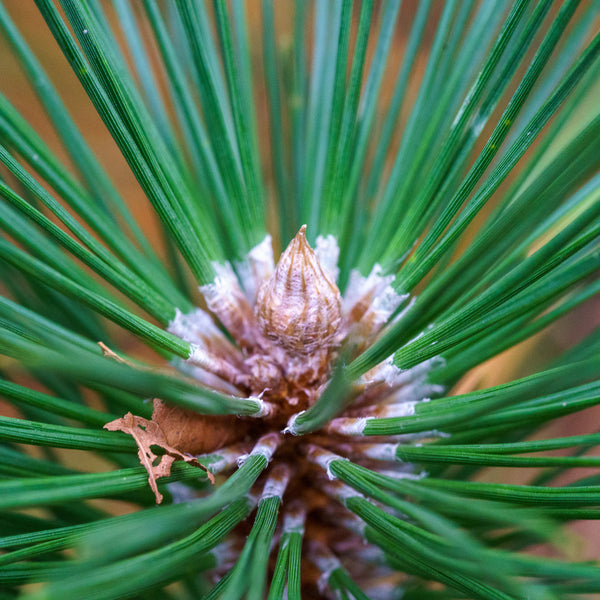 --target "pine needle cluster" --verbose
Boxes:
[1,1,600,599]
